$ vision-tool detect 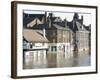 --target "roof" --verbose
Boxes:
[27,18,37,27]
[23,29,49,42]
[23,12,91,33]
[54,22,65,27]
[23,13,44,26]
[32,23,49,29]
[27,18,44,27]
[83,24,91,31]
[53,24,70,30]
[67,21,78,31]
[51,17,62,22]
[75,21,89,32]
